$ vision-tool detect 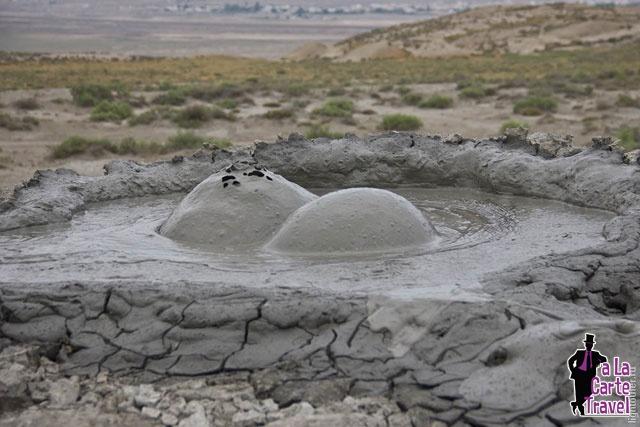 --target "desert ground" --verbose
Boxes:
[1,75,639,198]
